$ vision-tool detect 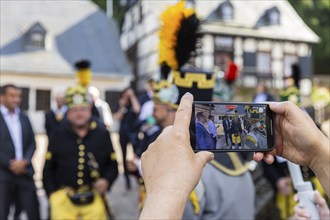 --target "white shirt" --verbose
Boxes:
[138,100,154,121]
[207,120,217,137]
[0,104,23,160]
[253,93,268,103]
